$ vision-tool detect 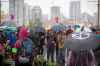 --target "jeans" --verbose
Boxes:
[58,48,65,63]
[47,47,54,62]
